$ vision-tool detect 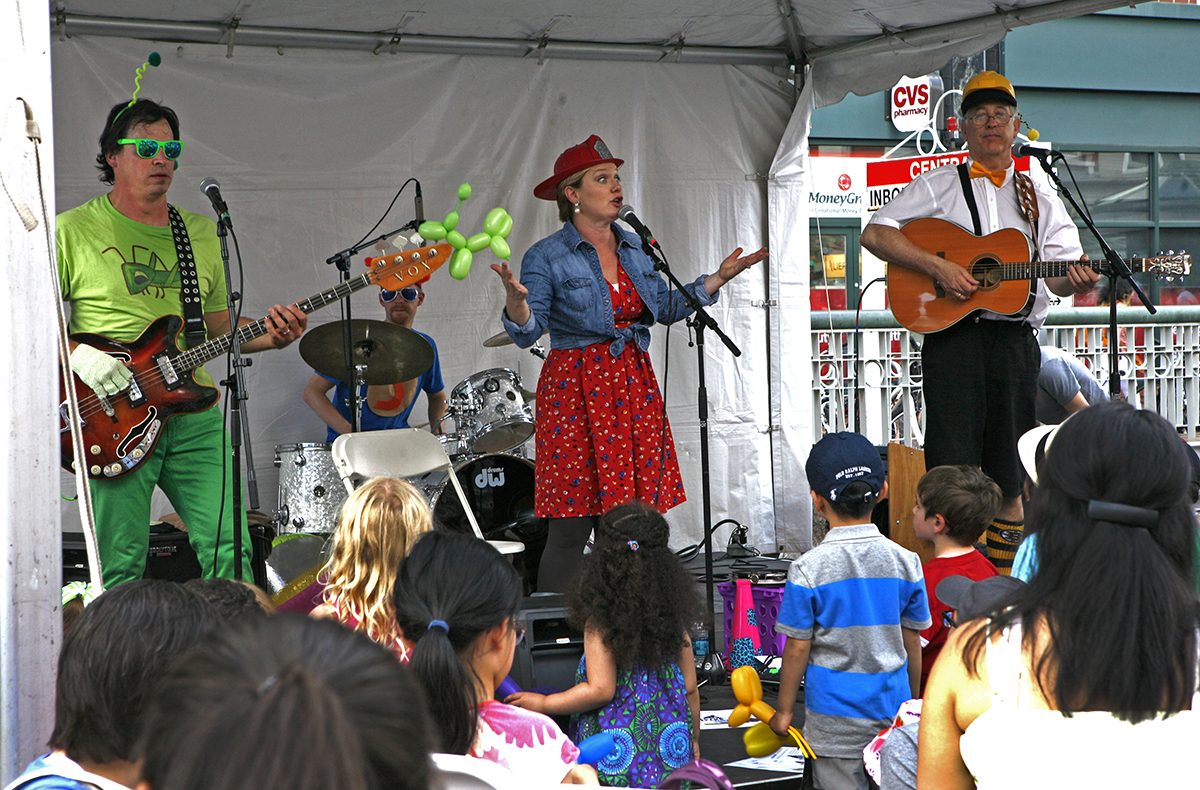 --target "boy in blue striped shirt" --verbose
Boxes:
[771,432,931,790]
